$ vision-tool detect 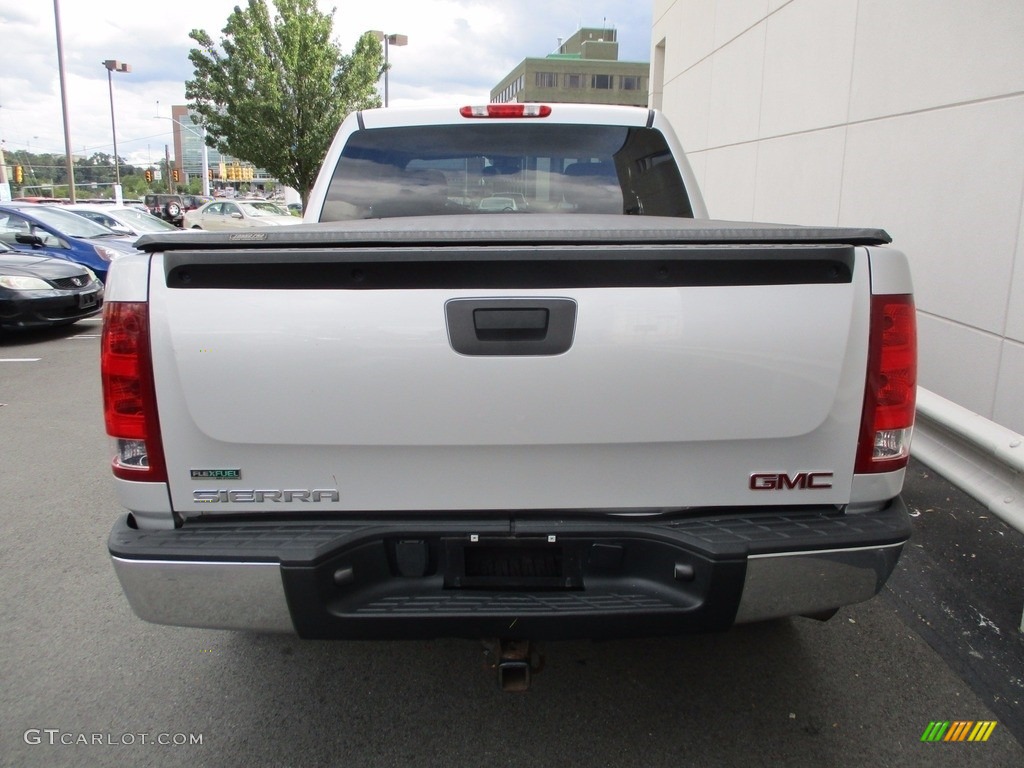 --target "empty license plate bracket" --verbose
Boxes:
[444,538,583,590]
